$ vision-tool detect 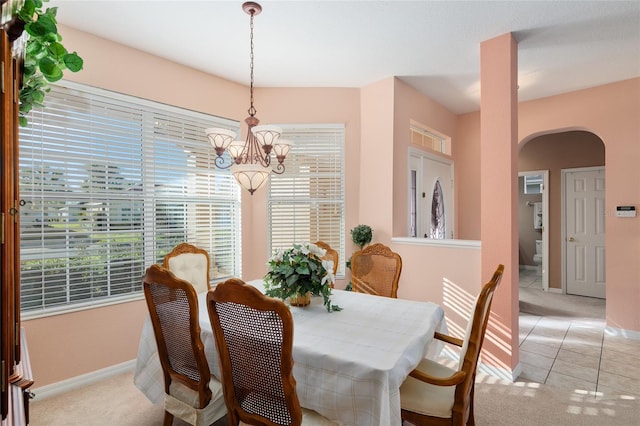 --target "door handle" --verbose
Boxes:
[568,237,576,242]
